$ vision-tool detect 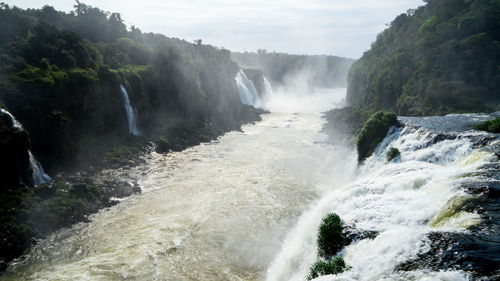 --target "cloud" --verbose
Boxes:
[6,0,424,58]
